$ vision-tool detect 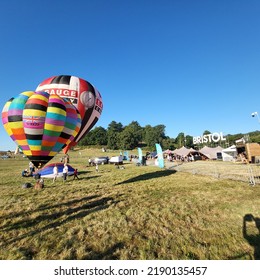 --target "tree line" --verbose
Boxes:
[78,120,260,150]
